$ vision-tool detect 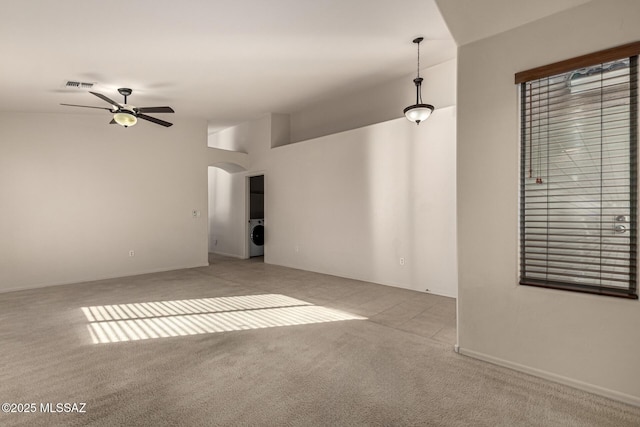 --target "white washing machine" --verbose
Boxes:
[249,219,264,257]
